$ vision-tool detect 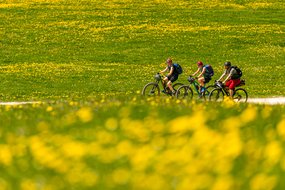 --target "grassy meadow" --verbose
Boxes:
[0,0,284,100]
[0,0,285,189]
